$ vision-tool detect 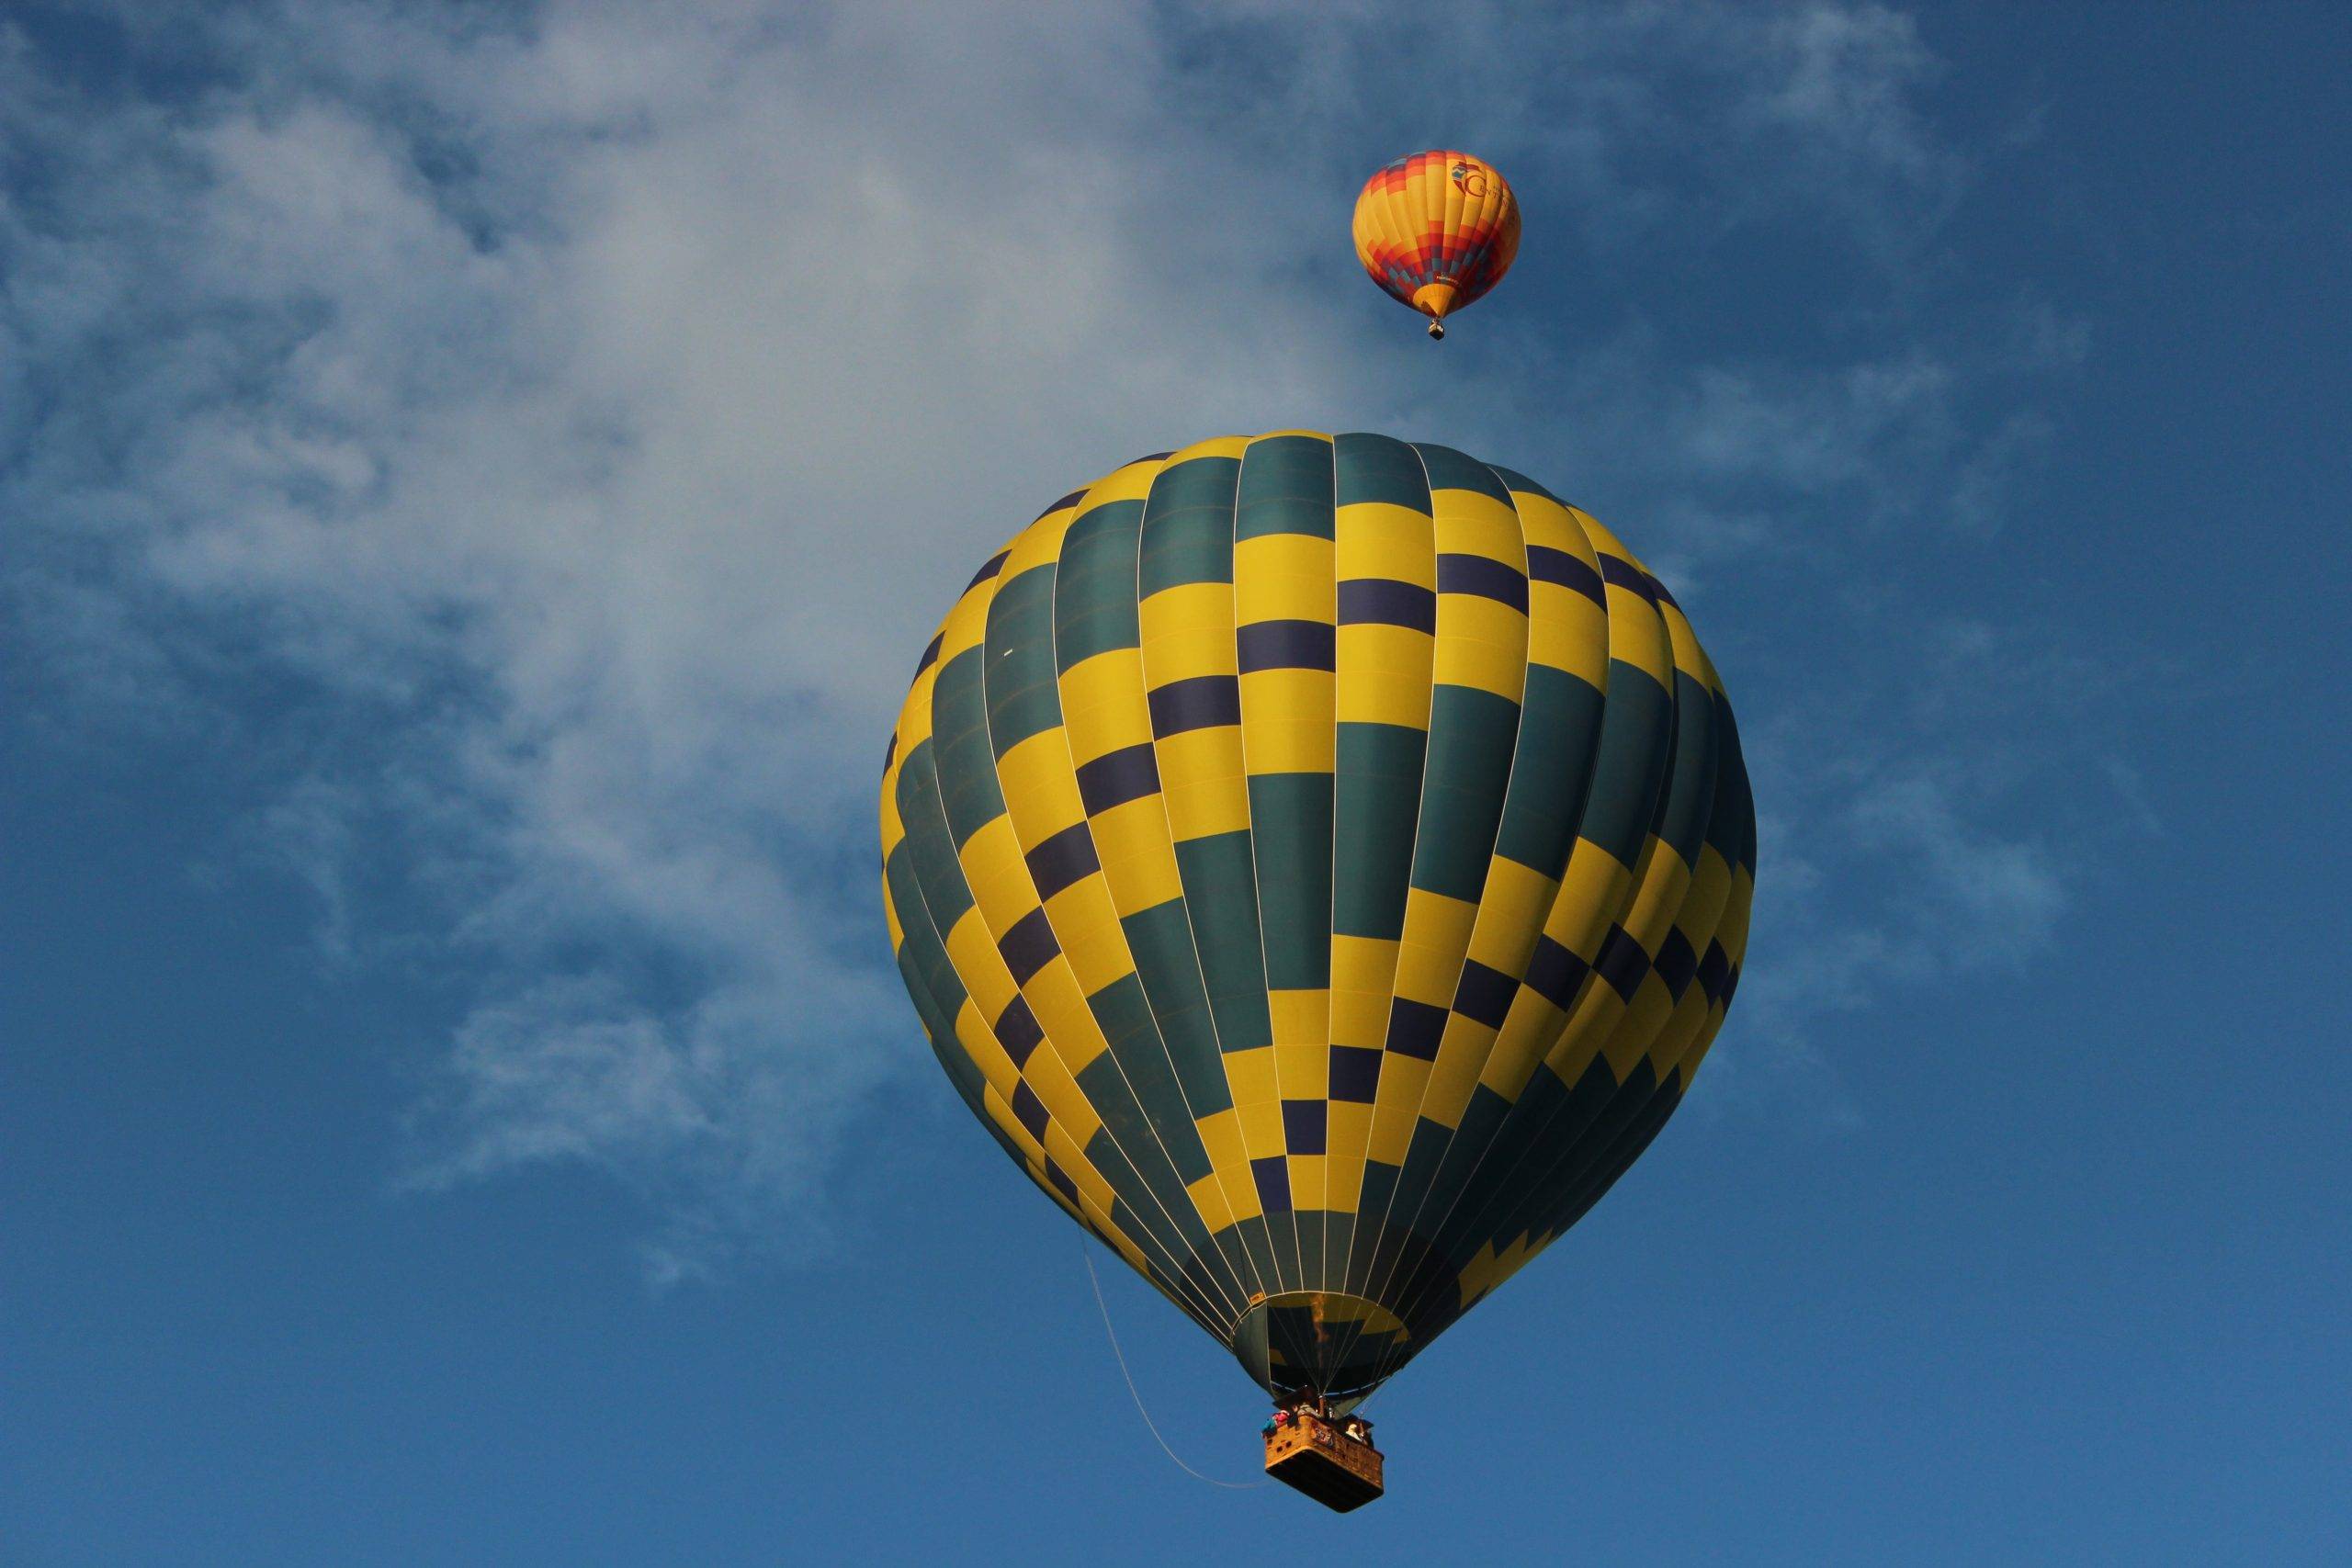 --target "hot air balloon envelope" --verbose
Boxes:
[881,433,1755,1412]
[1352,152,1521,337]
